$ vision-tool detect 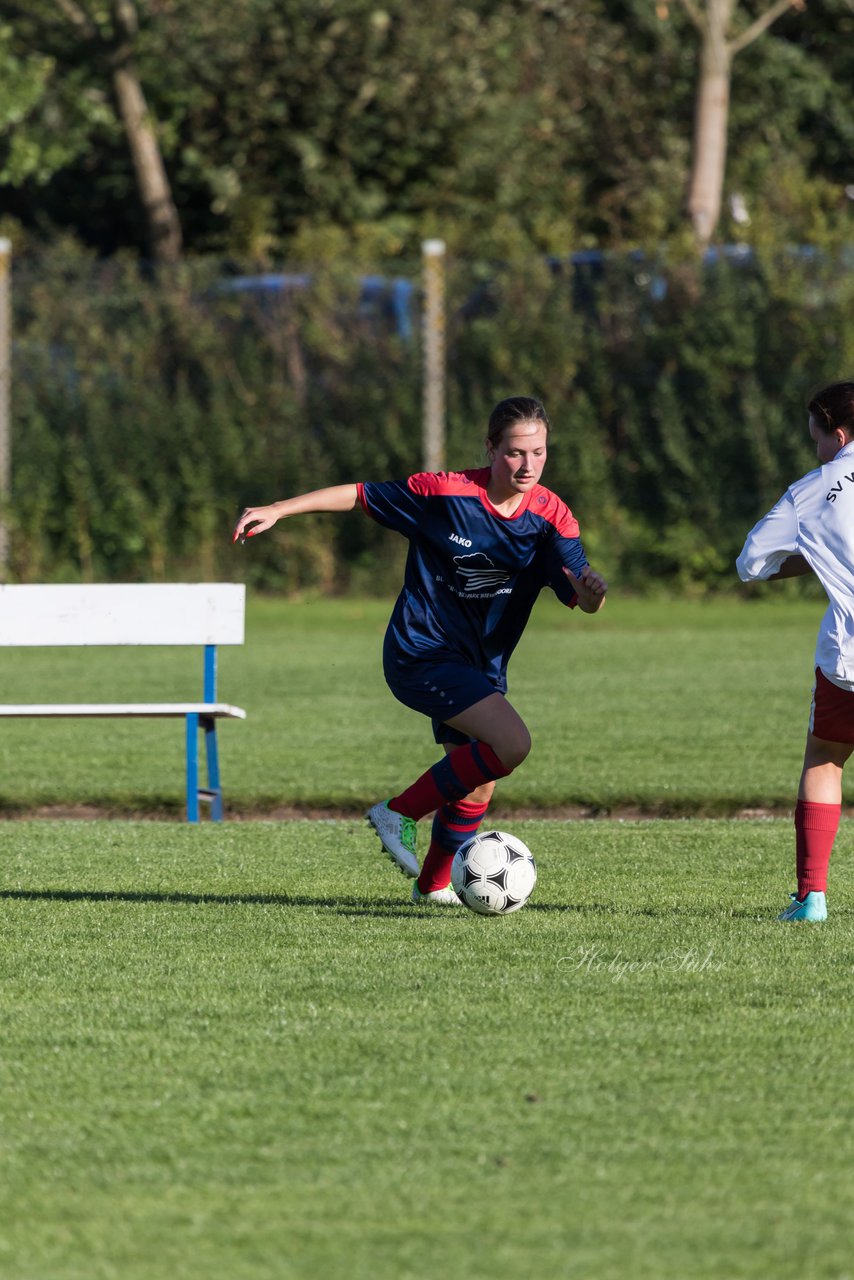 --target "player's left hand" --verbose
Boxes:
[563,565,608,613]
